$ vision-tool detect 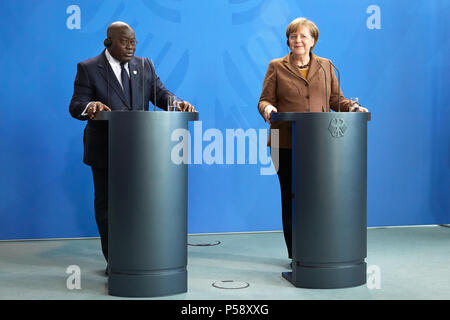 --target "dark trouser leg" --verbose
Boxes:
[91,166,108,262]
[272,148,292,259]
